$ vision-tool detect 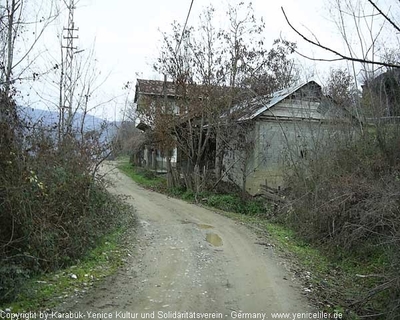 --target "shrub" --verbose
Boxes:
[282,129,400,318]
[0,98,132,304]
[135,167,157,180]
[181,190,195,201]
[206,194,265,215]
